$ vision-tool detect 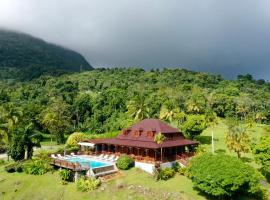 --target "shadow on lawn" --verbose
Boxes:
[195,136,219,145]
[215,149,226,154]
[240,157,253,163]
